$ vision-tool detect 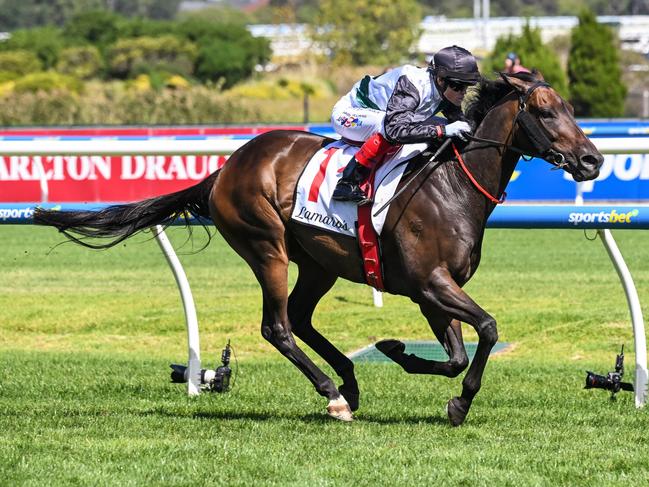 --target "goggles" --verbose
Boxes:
[446,79,474,91]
